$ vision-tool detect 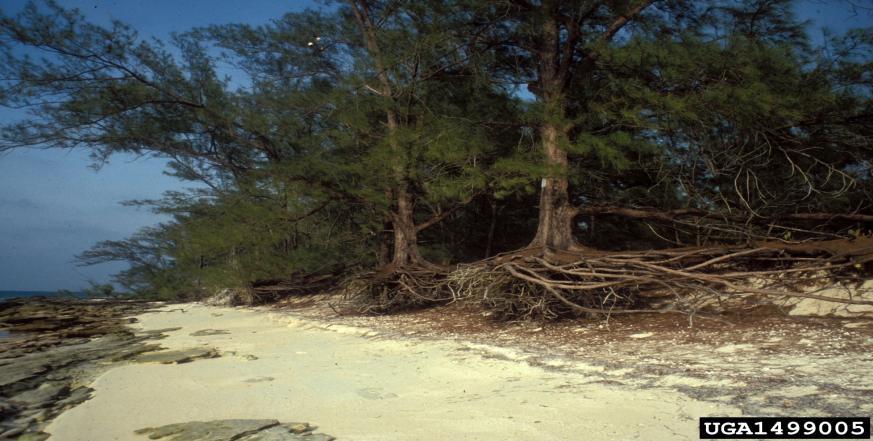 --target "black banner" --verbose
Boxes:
[699,417,871,439]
